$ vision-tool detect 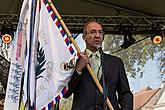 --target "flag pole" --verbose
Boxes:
[47,0,114,110]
